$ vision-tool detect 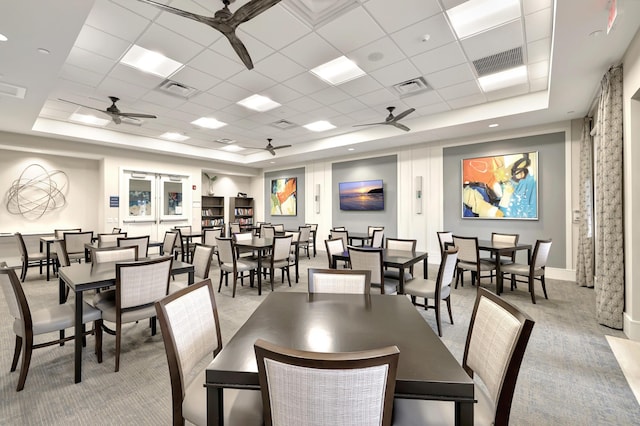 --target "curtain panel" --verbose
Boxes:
[576,118,595,288]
